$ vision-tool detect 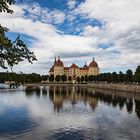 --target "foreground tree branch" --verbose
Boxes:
[0,0,37,69]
